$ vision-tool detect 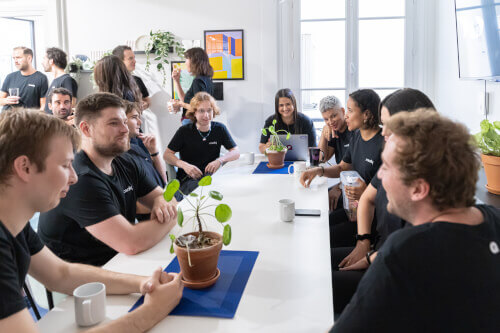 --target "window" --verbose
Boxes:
[299,0,406,136]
